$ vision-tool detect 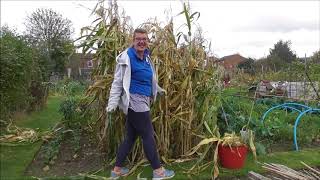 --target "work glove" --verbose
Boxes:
[106,106,116,113]
[158,89,167,96]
